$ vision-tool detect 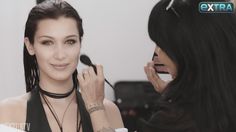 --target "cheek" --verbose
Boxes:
[69,53,80,70]
[69,46,80,62]
[157,54,166,64]
[167,59,177,77]
[34,50,51,65]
